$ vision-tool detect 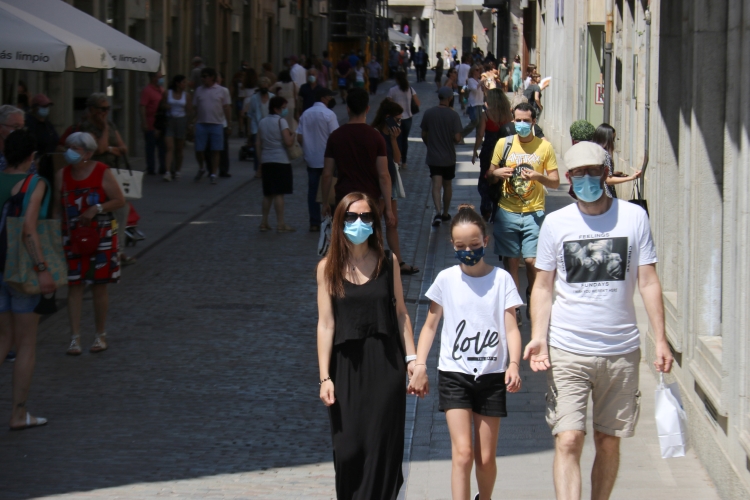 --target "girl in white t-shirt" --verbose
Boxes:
[408,204,522,500]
